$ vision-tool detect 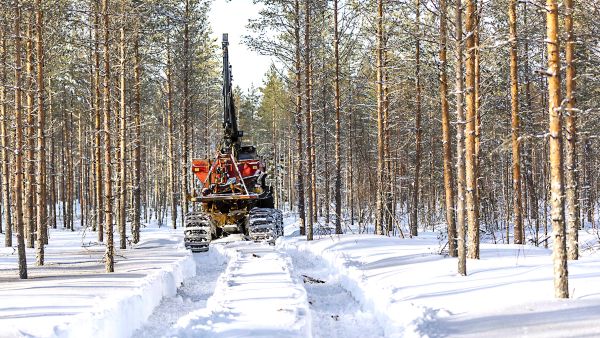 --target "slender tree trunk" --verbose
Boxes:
[14,0,28,279]
[410,0,422,237]
[294,0,306,236]
[35,0,46,265]
[93,0,103,242]
[166,39,177,229]
[1,19,12,247]
[102,0,114,273]
[465,0,480,259]
[181,0,190,217]
[383,47,392,235]
[455,0,467,275]
[564,0,579,261]
[304,0,314,240]
[25,21,36,249]
[546,0,568,299]
[509,0,524,244]
[118,0,127,249]
[474,0,482,185]
[439,0,456,256]
[333,0,342,235]
[375,0,385,236]
[132,24,141,244]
